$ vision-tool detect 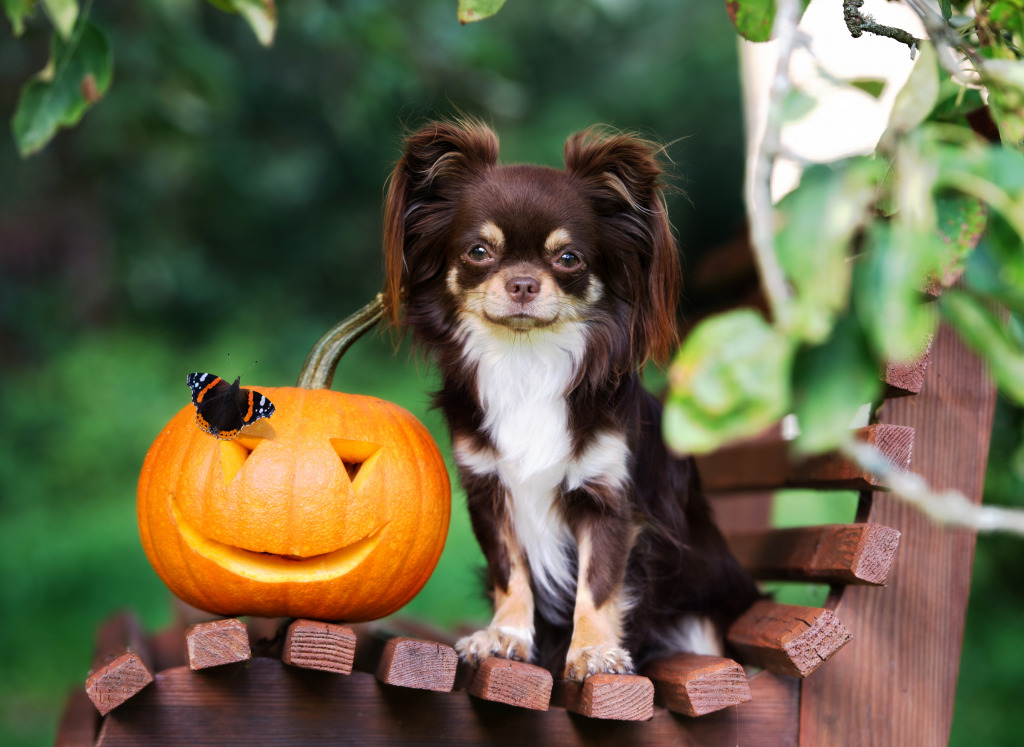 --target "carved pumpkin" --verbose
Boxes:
[137,297,451,621]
